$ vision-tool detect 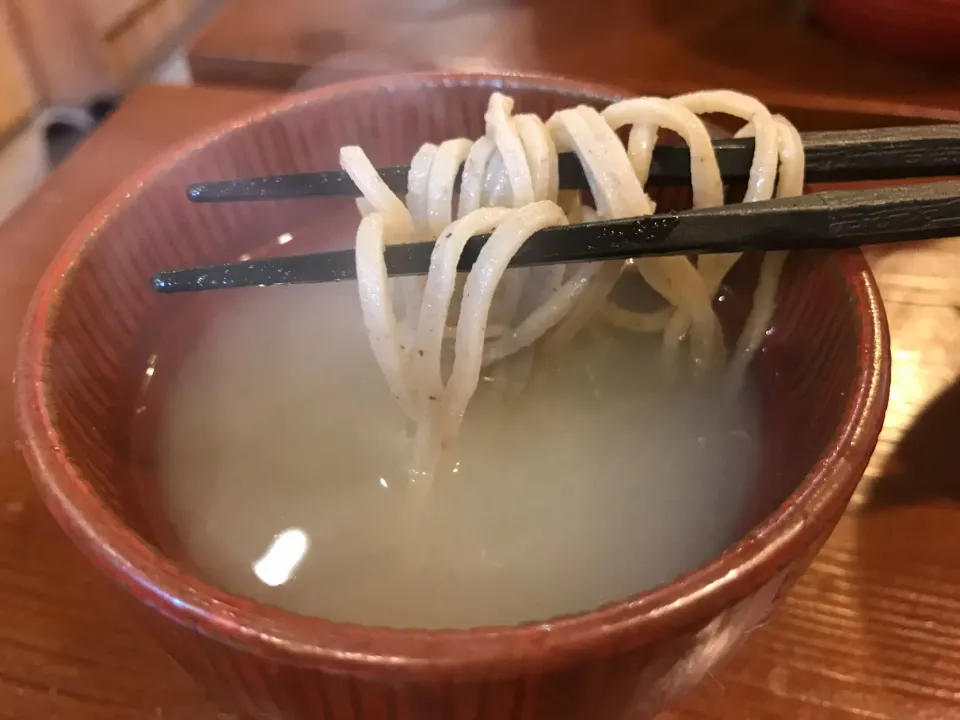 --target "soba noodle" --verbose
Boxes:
[339,90,804,469]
